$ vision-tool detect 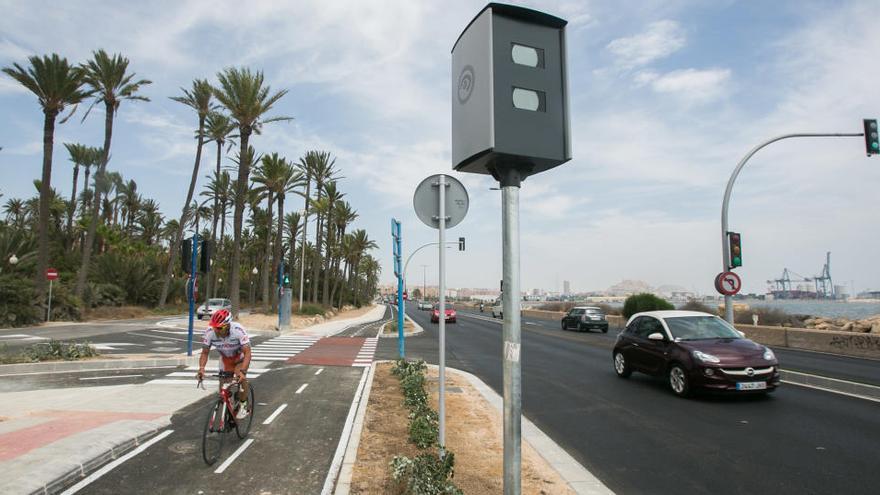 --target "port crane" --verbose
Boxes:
[767,252,835,299]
